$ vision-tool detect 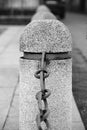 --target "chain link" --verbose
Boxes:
[34,51,51,130]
